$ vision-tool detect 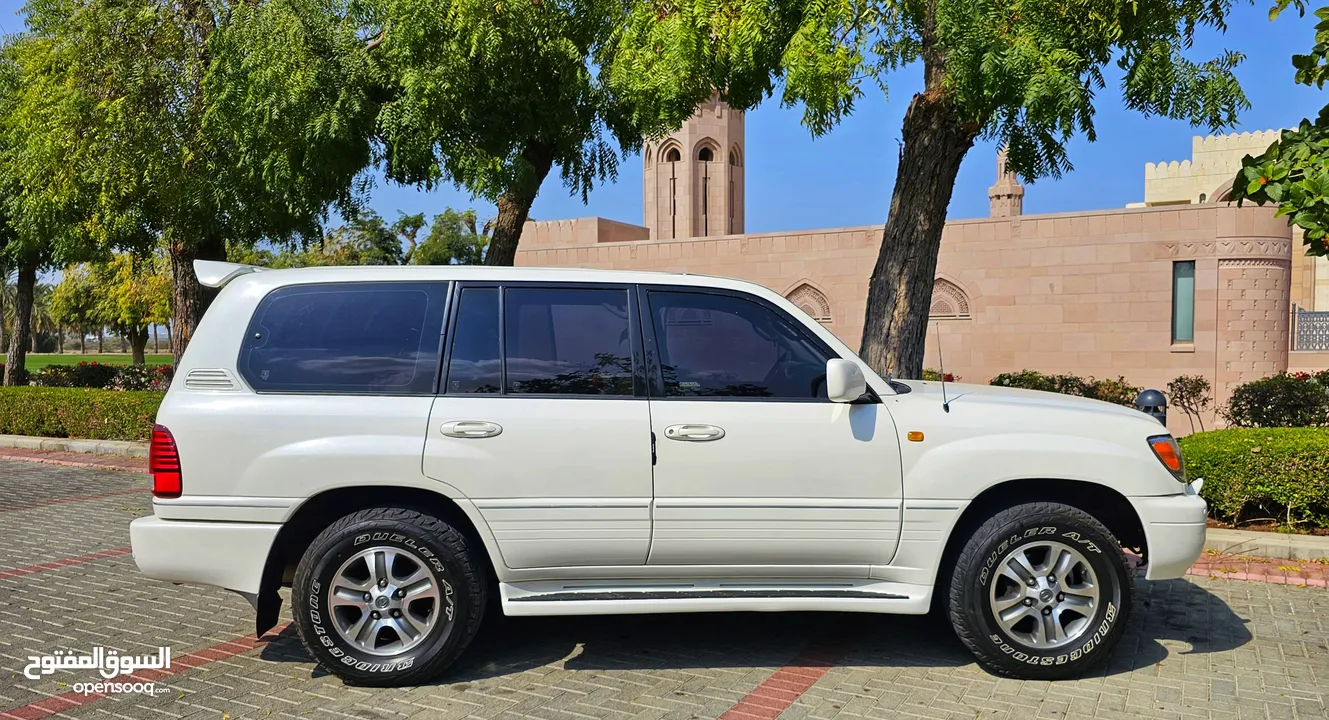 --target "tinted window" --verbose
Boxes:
[648,291,830,399]
[504,287,633,395]
[445,288,501,394]
[240,282,446,394]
